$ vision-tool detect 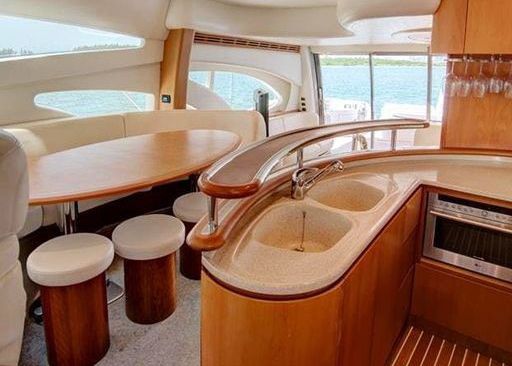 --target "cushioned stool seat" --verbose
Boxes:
[172,192,208,280]
[112,214,185,324]
[27,233,114,366]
